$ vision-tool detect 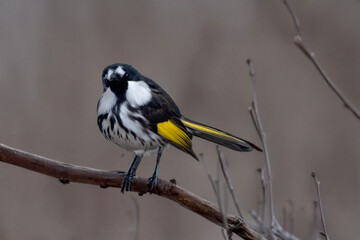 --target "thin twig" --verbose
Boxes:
[249,104,261,140]
[216,160,230,240]
[0,143,261,240]
[282,0,360,120]
[247,59,275,230]
[199,154,218,196]
[282,0,301,36]
[311,172,330,240]
[198,154,229,240]
[256,168,266,225]
[246,60,300,240]
[217,146,244,218]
